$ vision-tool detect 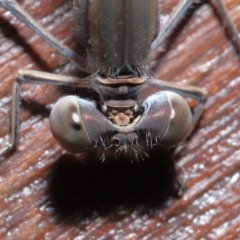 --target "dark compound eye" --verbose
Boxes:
[50,96,119,152]
[50,96,92,153]
[134,91,192,147]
